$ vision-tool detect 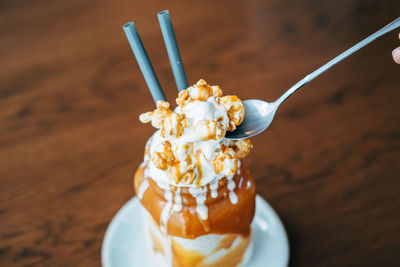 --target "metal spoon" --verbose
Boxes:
[226,17,400,140]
